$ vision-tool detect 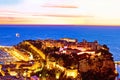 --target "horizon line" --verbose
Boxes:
[0,24,120,27]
